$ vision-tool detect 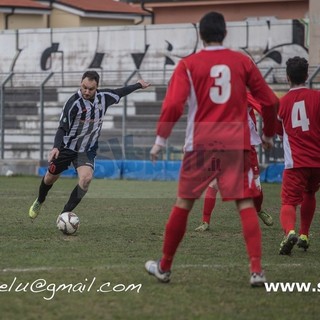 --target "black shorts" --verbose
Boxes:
[48,148,96,175]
